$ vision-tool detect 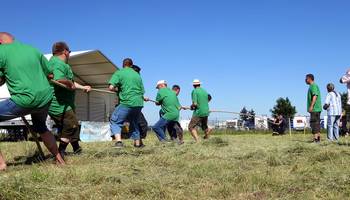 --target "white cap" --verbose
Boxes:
[192,79,201,85]
[156,80,167,88]
[347,69,350,75]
